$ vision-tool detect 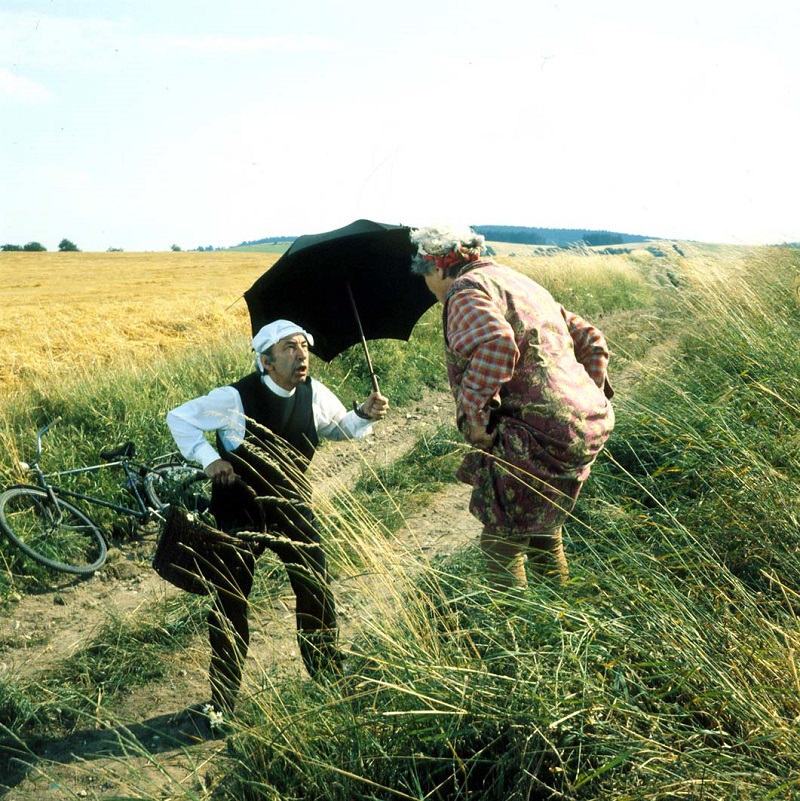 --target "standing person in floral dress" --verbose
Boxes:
[410,224,615,590]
